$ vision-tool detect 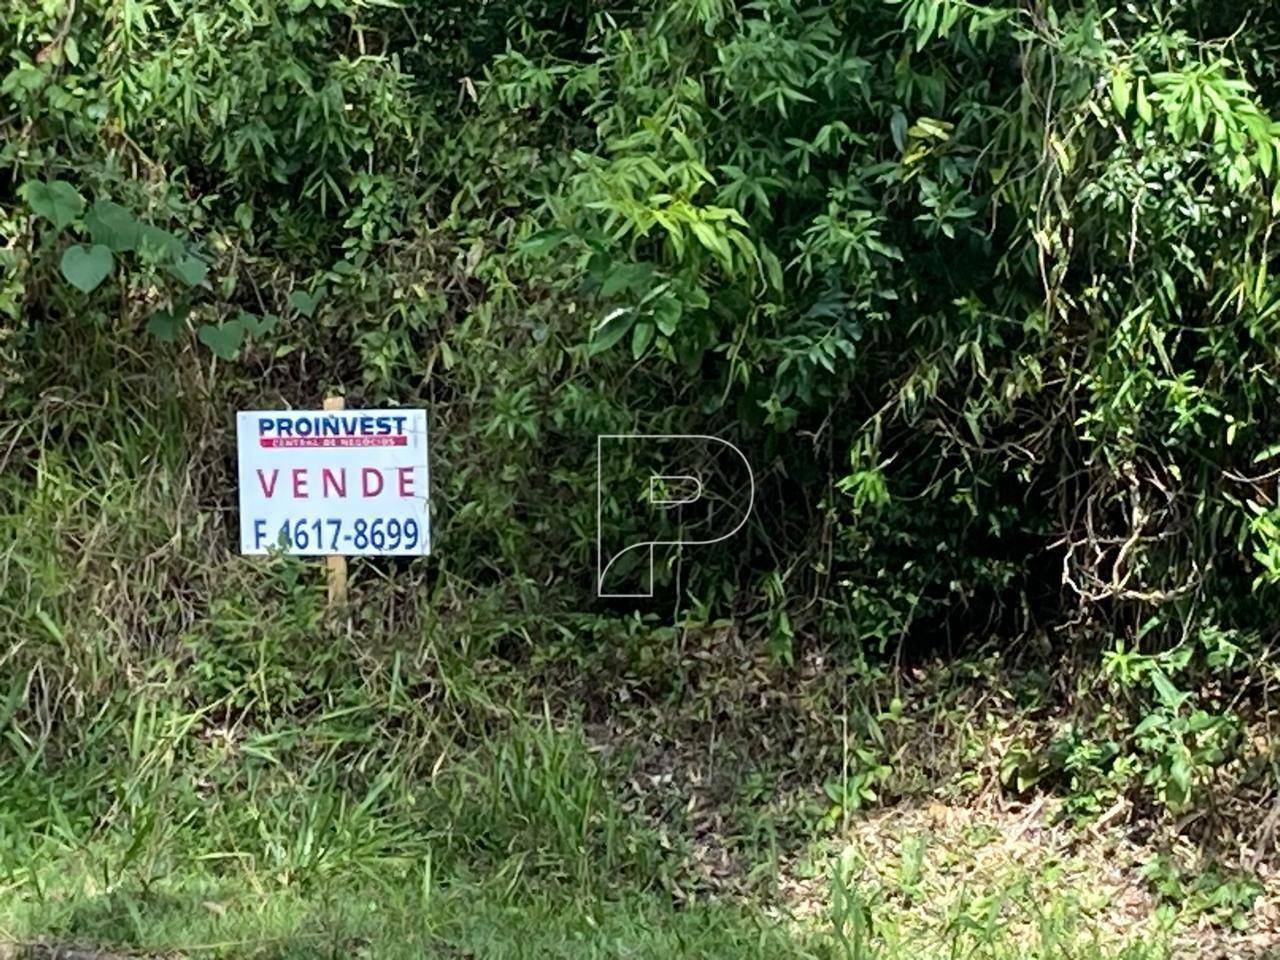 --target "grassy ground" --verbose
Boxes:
[0,633,1196,959]
[1,620,1273,959]
[0,823,1176,960]
[1,346,1275,958]
[0,678,1267,959]
[4,872,803,959]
